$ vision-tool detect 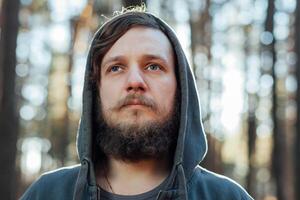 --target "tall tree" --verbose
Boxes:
[244,24,257,197]
[189,0,212,72]
[0,0,20,199]
[263,0,288,199]
[294,1,300,199]
[188,0,222,173]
